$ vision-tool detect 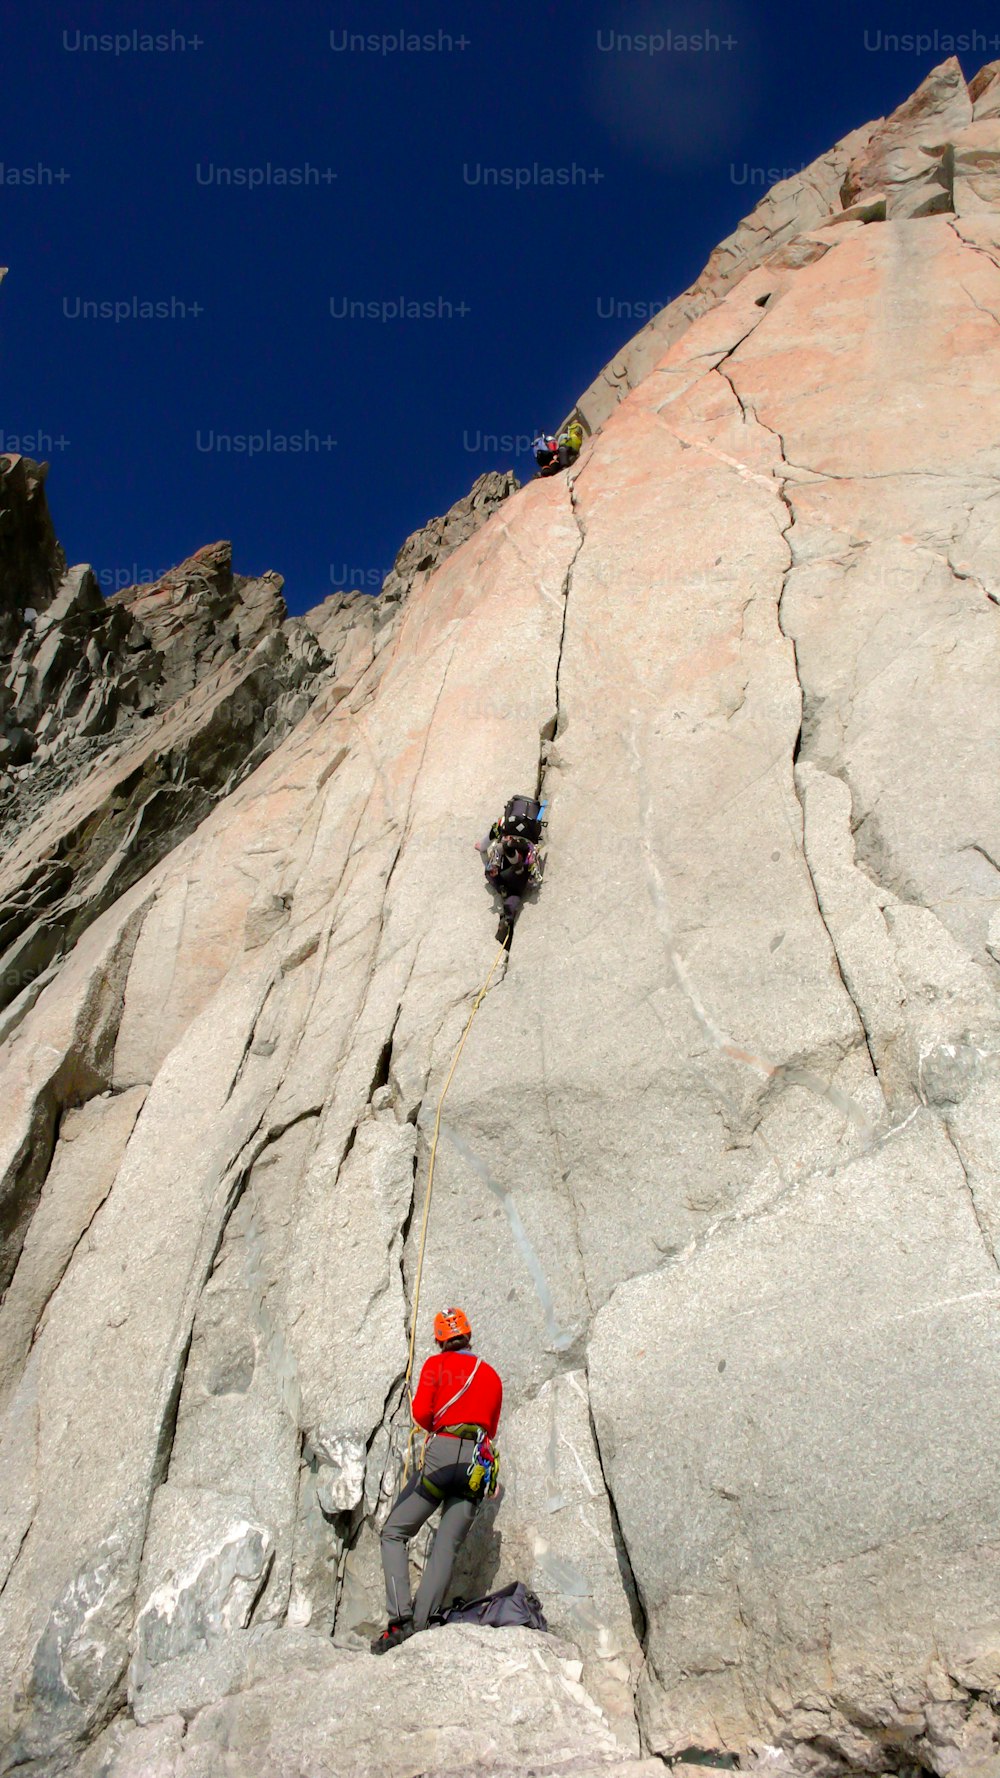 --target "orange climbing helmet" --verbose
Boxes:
[434,1306,471,1344]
